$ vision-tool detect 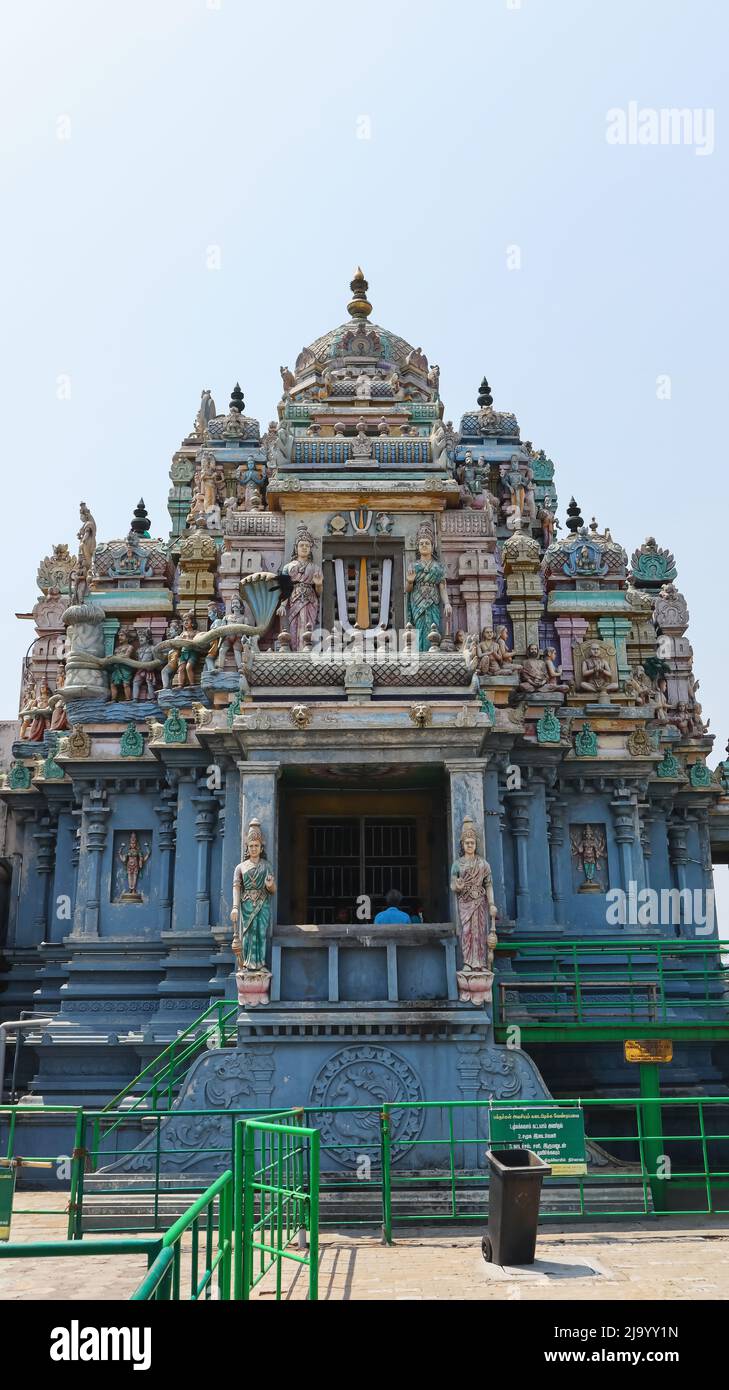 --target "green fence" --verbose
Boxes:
[131,1169,233,1300]
[0,1170,233,1301]
[494,937,729,1032]
[234,1114,320,1300]
[3,1094,729,1250]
